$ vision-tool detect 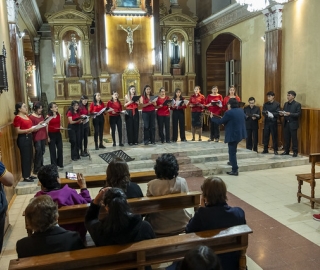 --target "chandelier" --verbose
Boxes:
[236,0,289,12]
